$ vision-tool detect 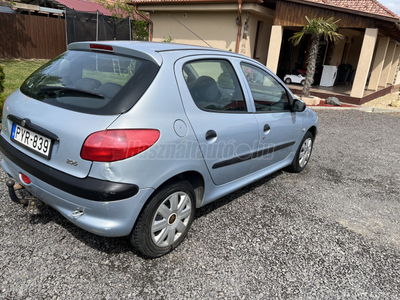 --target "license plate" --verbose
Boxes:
[11,123,52,158]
